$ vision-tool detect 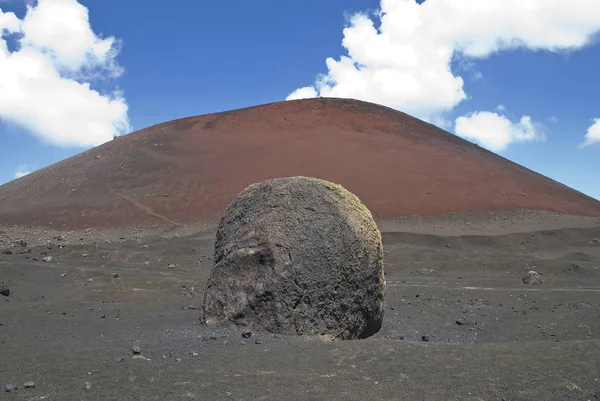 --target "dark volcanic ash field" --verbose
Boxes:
[1,211,600,400]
